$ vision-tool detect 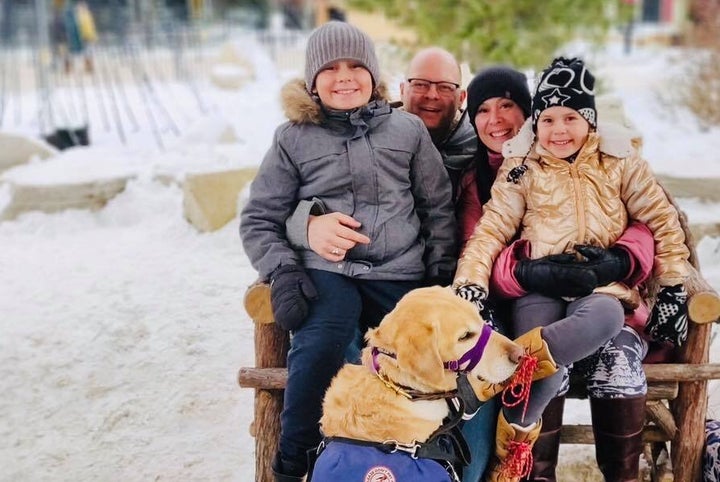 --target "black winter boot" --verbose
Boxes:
[522,395,565,482]
[271,452,305,482]
[590,395,646,482]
